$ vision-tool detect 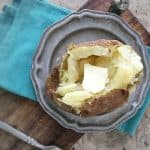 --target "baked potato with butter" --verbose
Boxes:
[46,39,143,116]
